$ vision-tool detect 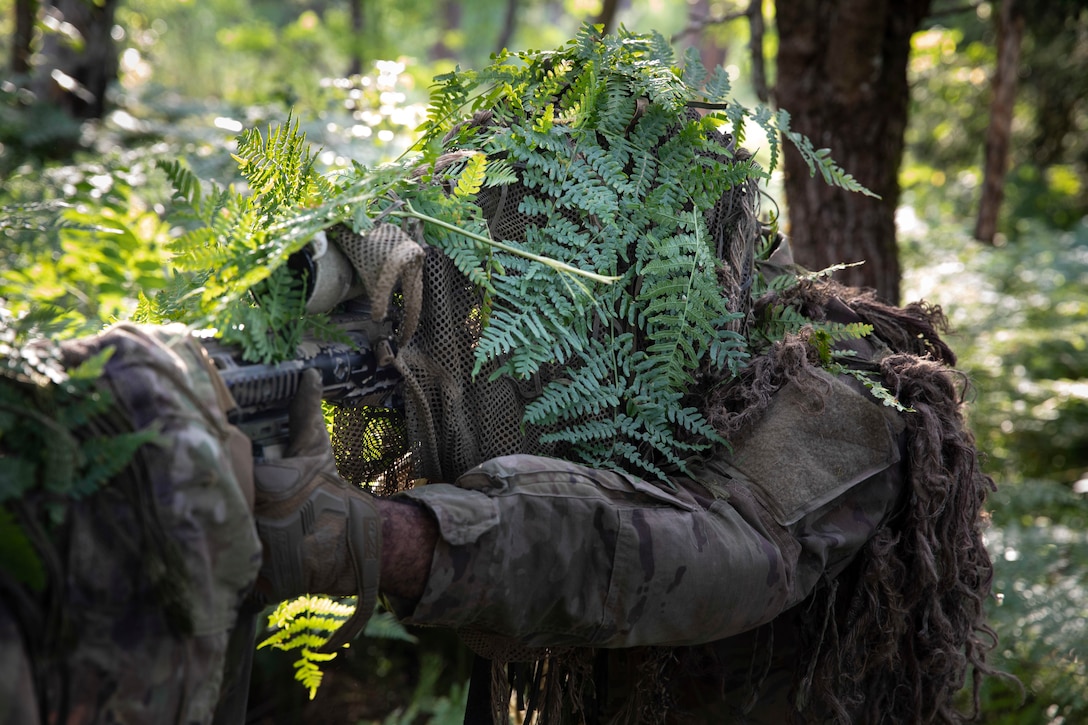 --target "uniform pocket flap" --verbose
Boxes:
[726,369,904,526]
